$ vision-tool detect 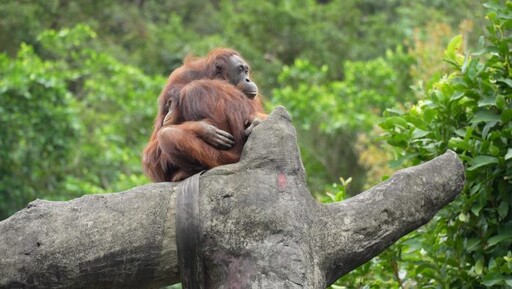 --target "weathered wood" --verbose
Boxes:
[197,107,464,288]
[0,107,465,289]
[0,183,180,289]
